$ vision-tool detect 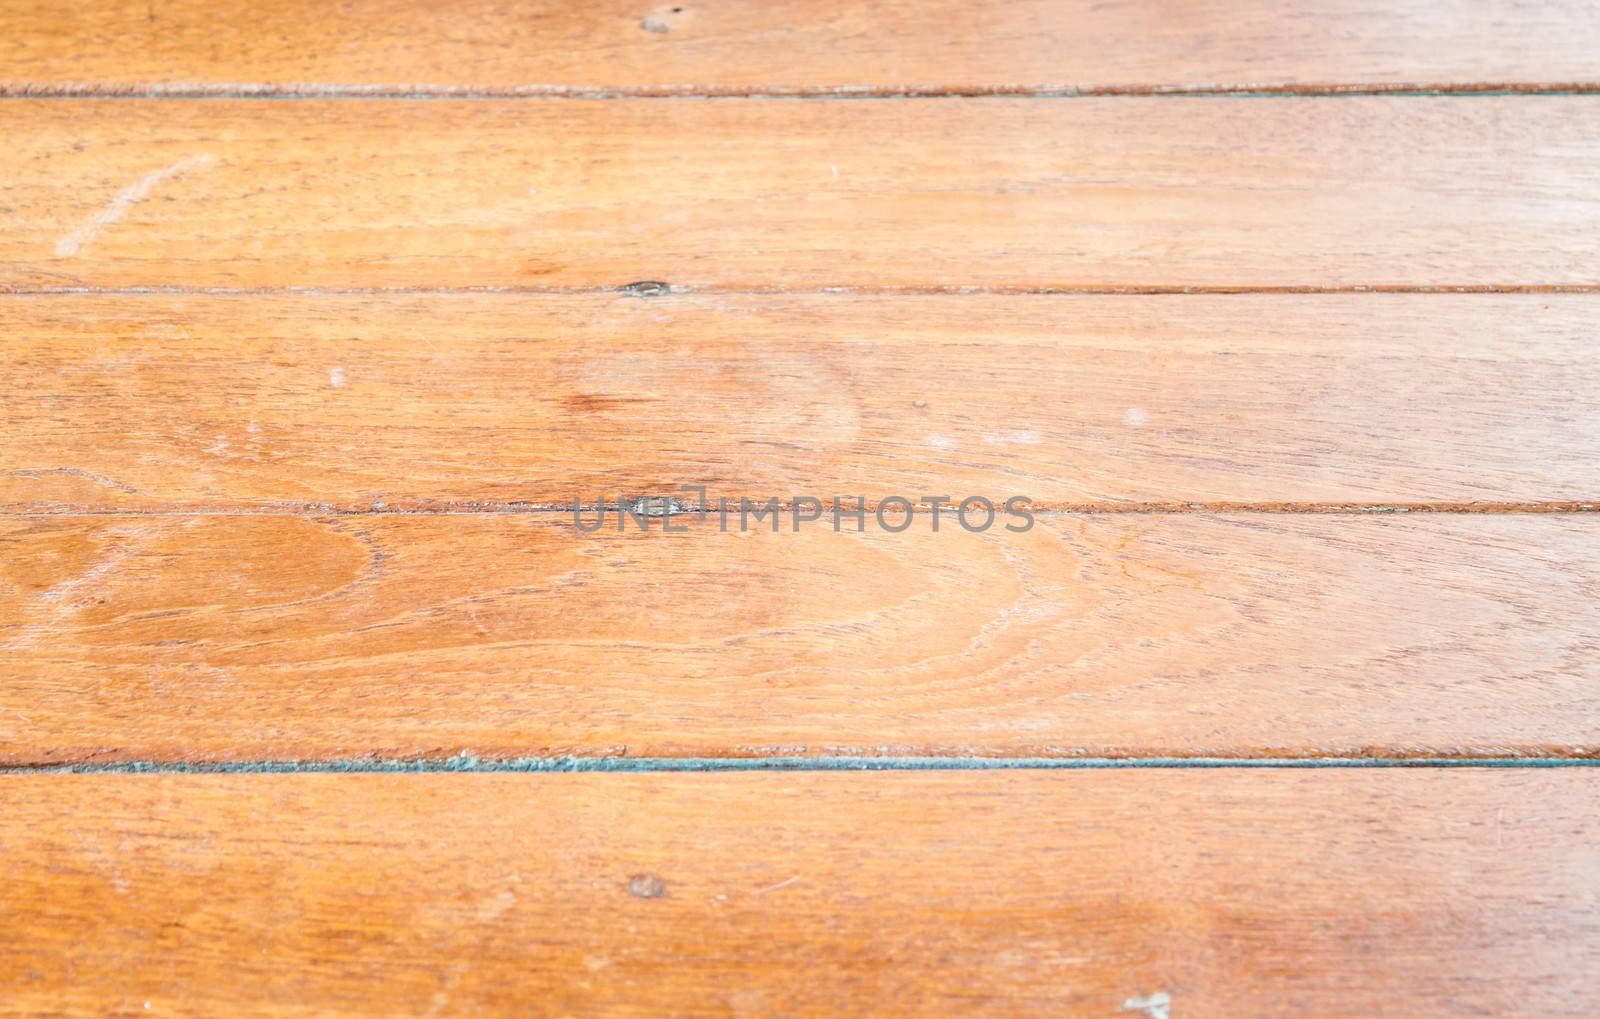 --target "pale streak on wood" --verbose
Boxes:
[2,0,1598,92]
[4,99,1600,289]
[1,771,1597,1016]
[53,154,215,257]
[1,513,1596,762]
[2,293,1597,511]
[1121,992,1173,1019]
